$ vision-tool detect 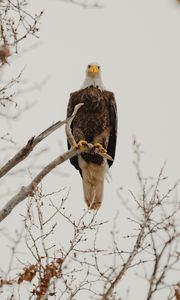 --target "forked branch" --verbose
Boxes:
[0,106,81,178]
[0,104,113,223]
